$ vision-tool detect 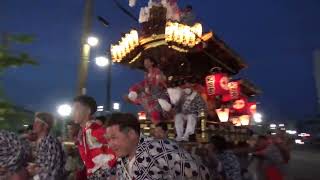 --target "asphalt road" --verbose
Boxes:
[287,146,320,180]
